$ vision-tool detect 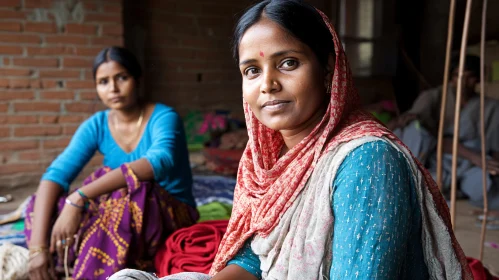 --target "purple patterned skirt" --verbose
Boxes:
[25,164,198,279]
